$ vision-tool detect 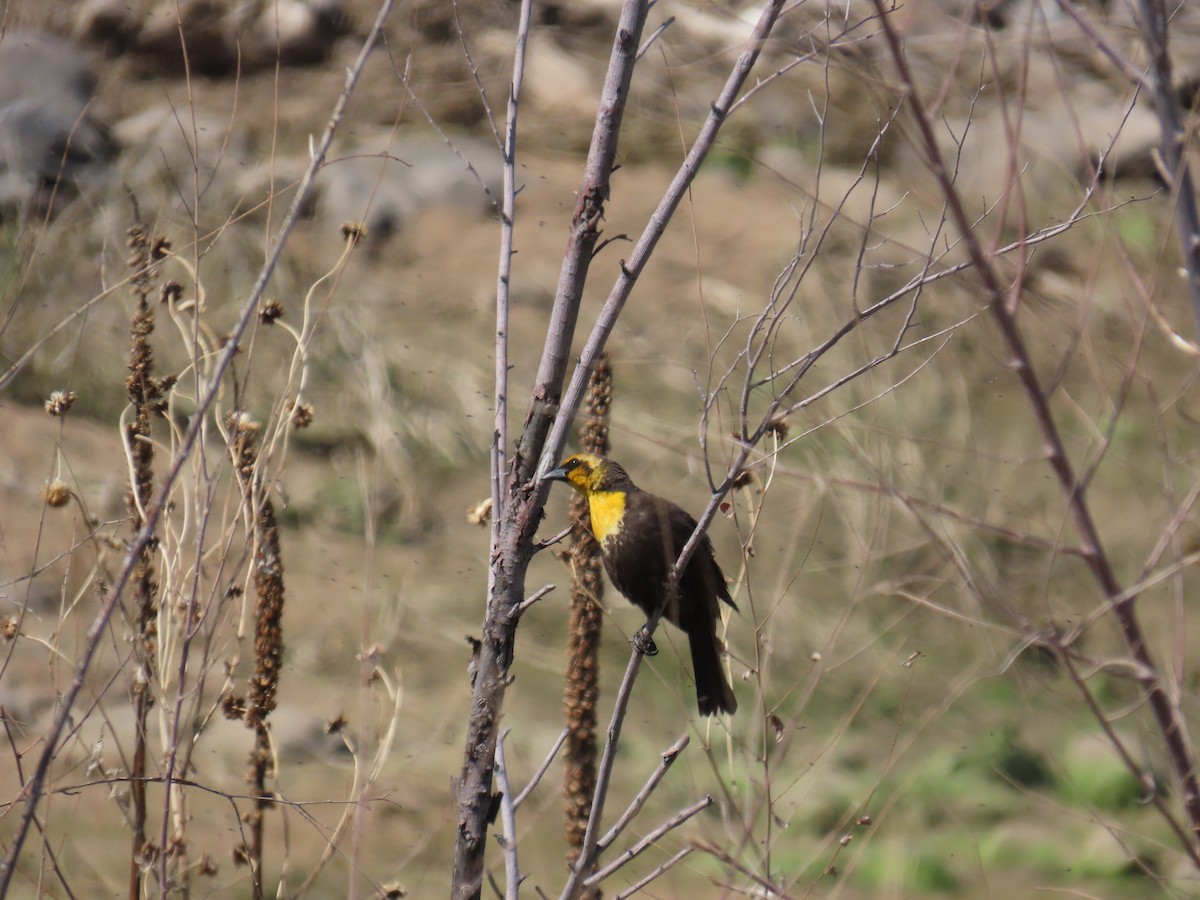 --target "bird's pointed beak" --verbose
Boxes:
[542,463,570,483]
